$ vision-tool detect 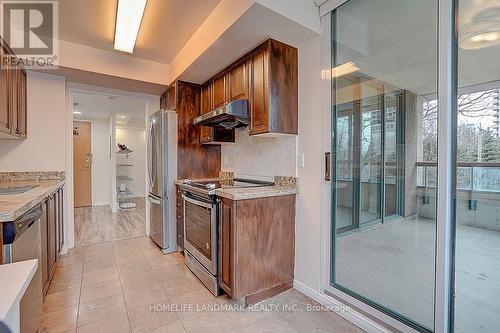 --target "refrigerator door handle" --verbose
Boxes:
[148,194,162,205]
